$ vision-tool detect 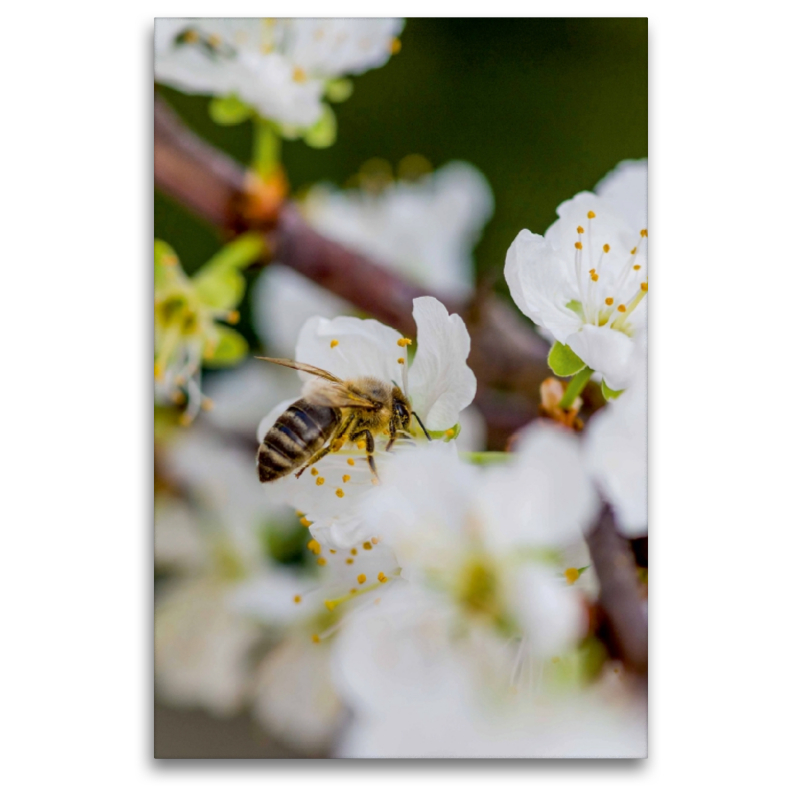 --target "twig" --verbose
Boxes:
[585,505,648,674]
